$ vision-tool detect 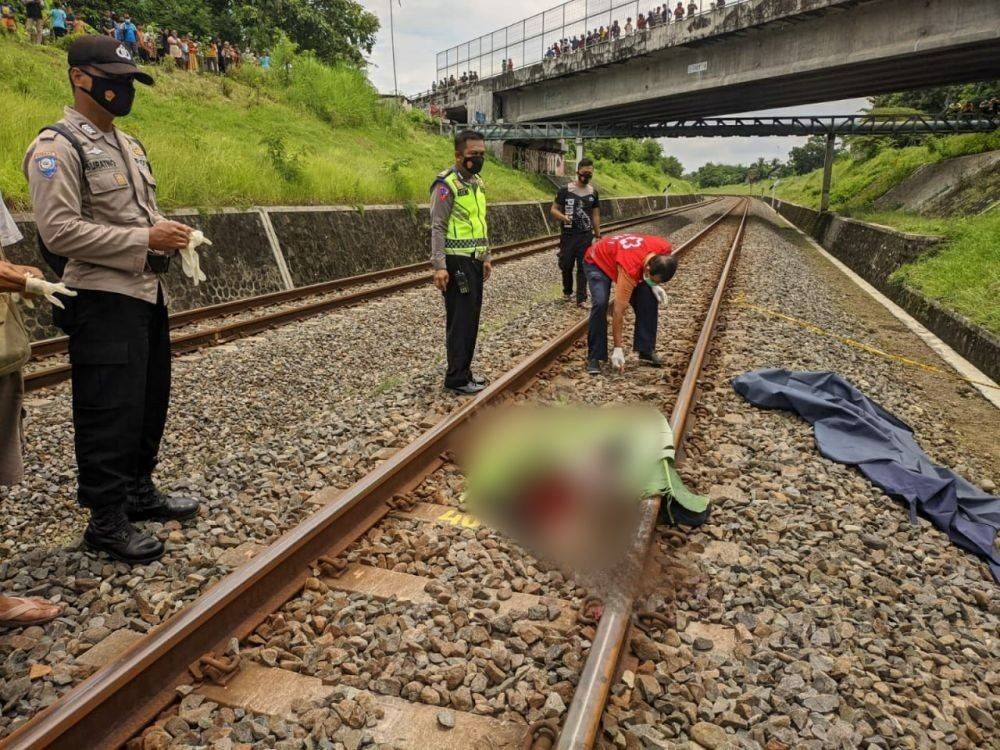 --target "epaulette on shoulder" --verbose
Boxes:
[436,168,453,180]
